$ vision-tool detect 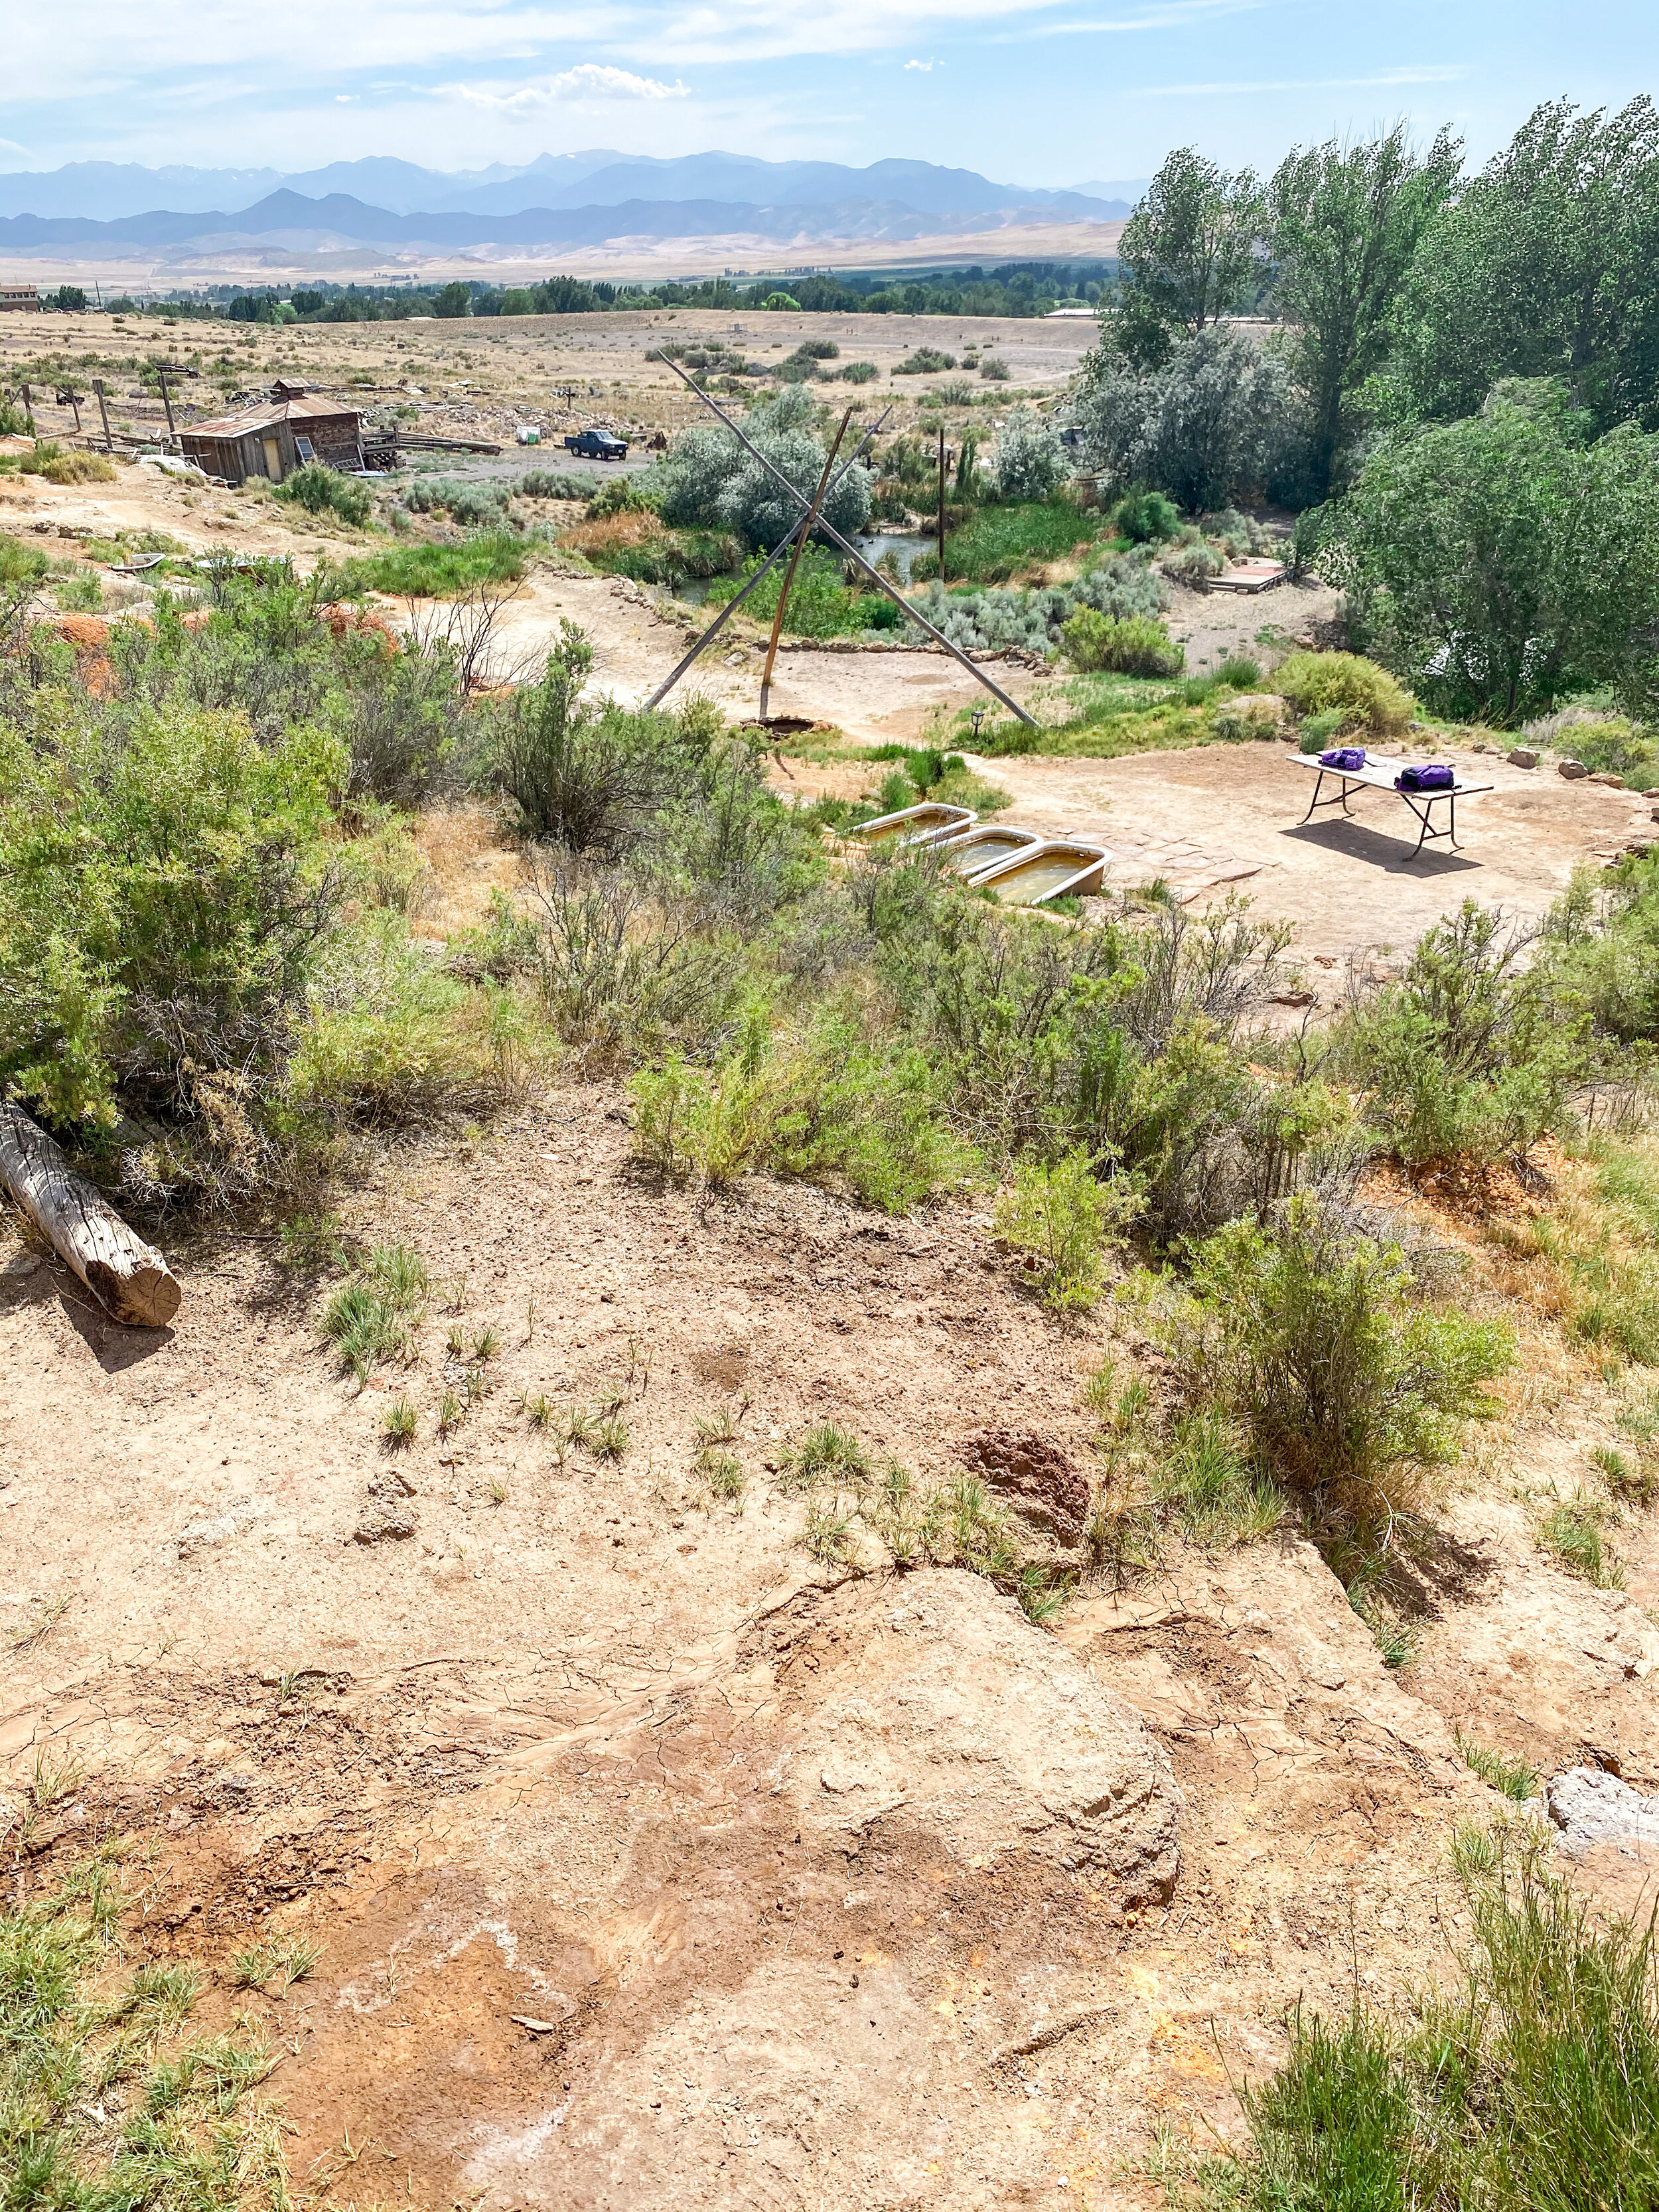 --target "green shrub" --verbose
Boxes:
[1340,902,1587,1167]
[978,355,1011,381]
[0,532,48,586]
[519,469,593,500]
[1173,1194,1514,1505]
[1062,609,1183,677]
[275,460,372,526]
[293,912,547,1123]
[895,348,956,375]
[993,1149,1141,1311]
[494,624,675,855]
[0,696,343,1197]
[52,571,103,613]
[837,361,879,384]
[1269,648,1416,733]
[631,1005,968,1213]
[1113,489,1181,544]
